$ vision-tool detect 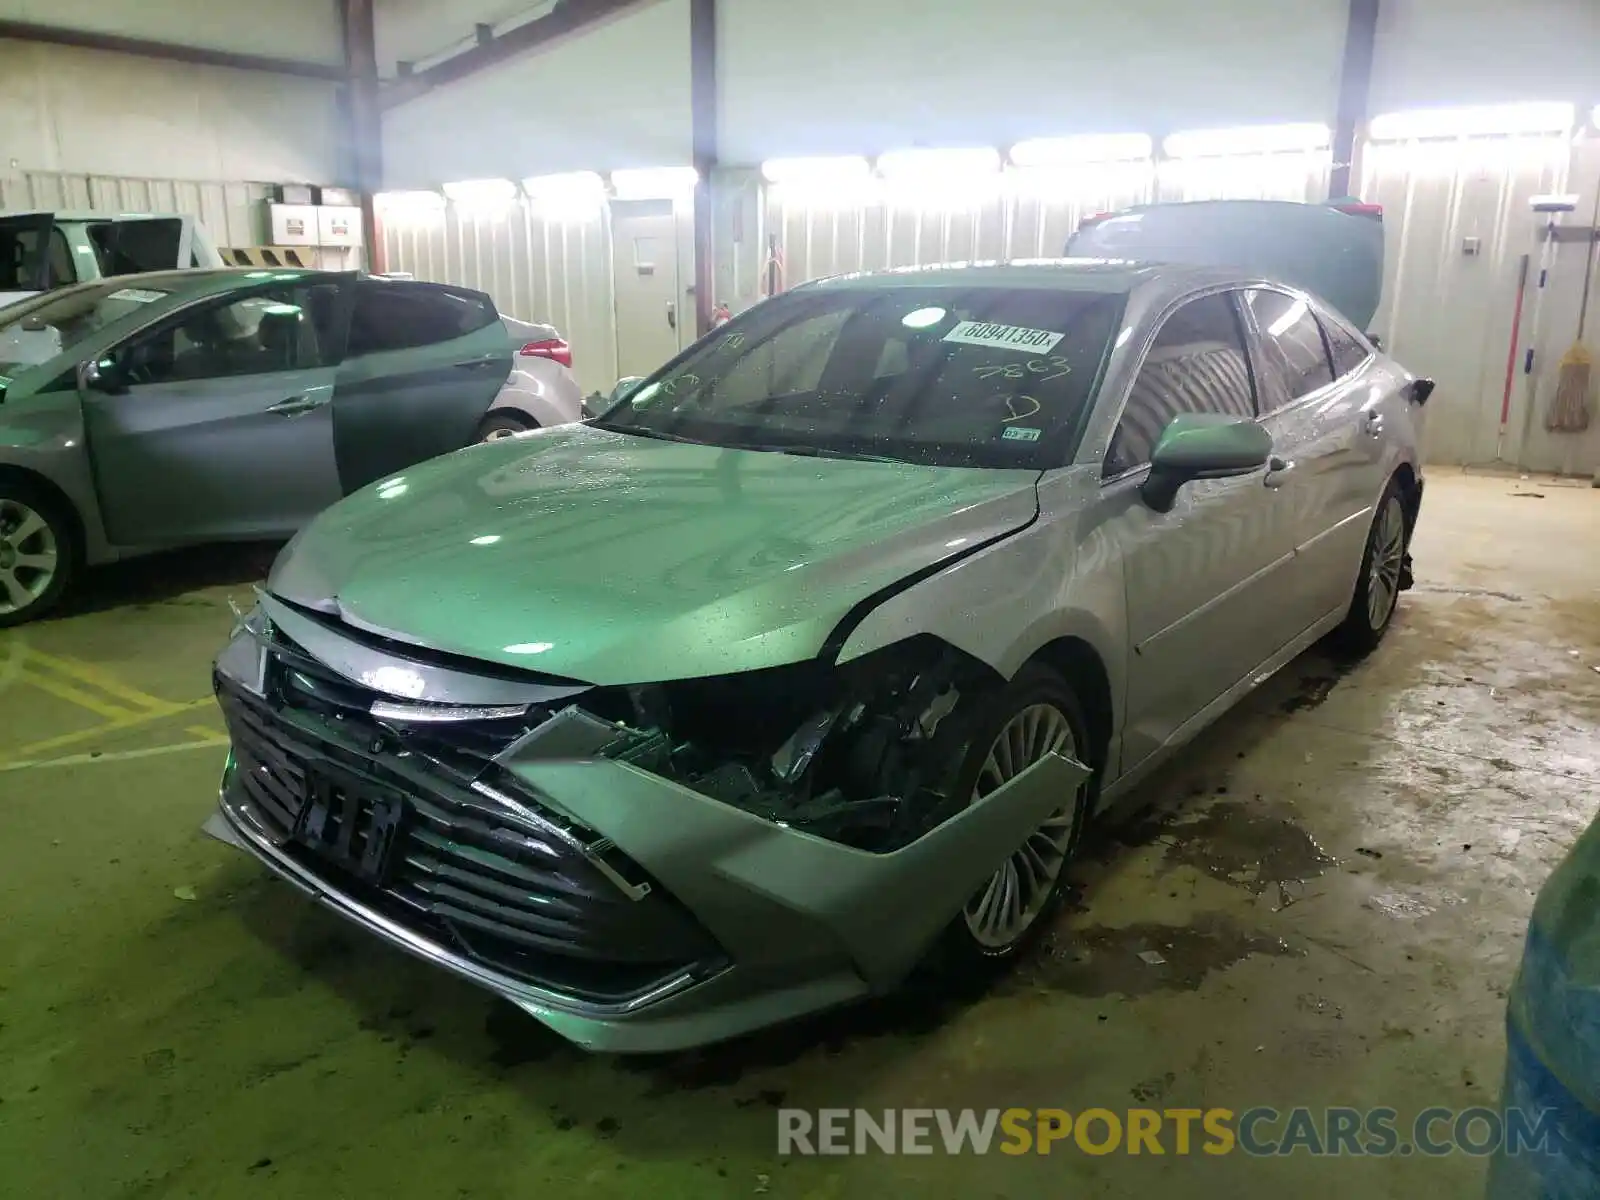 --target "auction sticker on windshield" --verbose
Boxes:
[108,288,165,304]
[943,321,1064,354]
